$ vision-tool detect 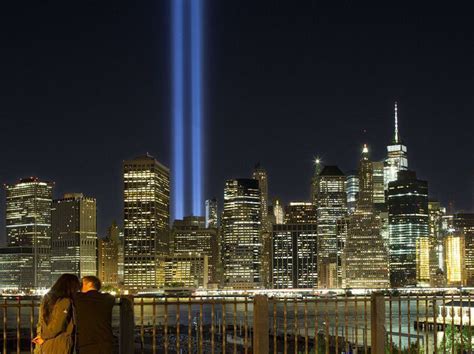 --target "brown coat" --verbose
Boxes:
[34,297,75,354]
